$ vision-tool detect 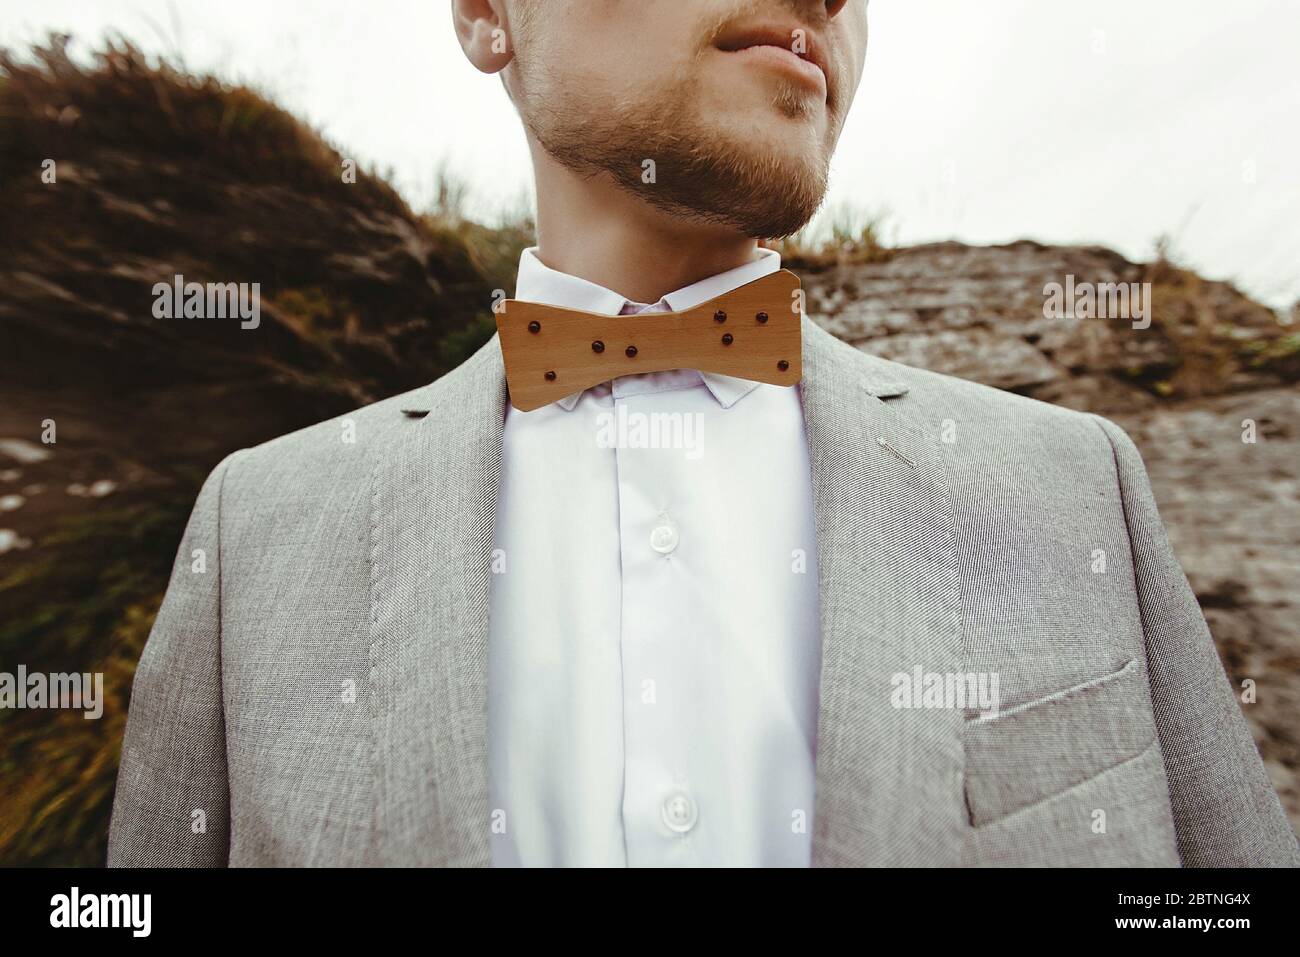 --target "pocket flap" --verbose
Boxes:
[963,658,1158,826]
